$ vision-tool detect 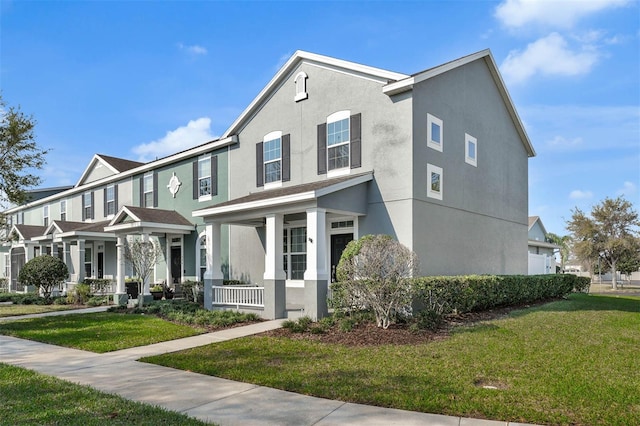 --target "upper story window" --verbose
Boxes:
[82,192,94,220]
[193,155,217,200]
[105,185,117,216]
[15,212,23,225]
[140,172,158,208]
[60,200,66,221]
[465,133,477,167]
[317,111,361,176]
[294,71,308,102]
[427,113,443,152]
[427,163,443,200]
[43,205,49,227]
[256,133,290,188]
